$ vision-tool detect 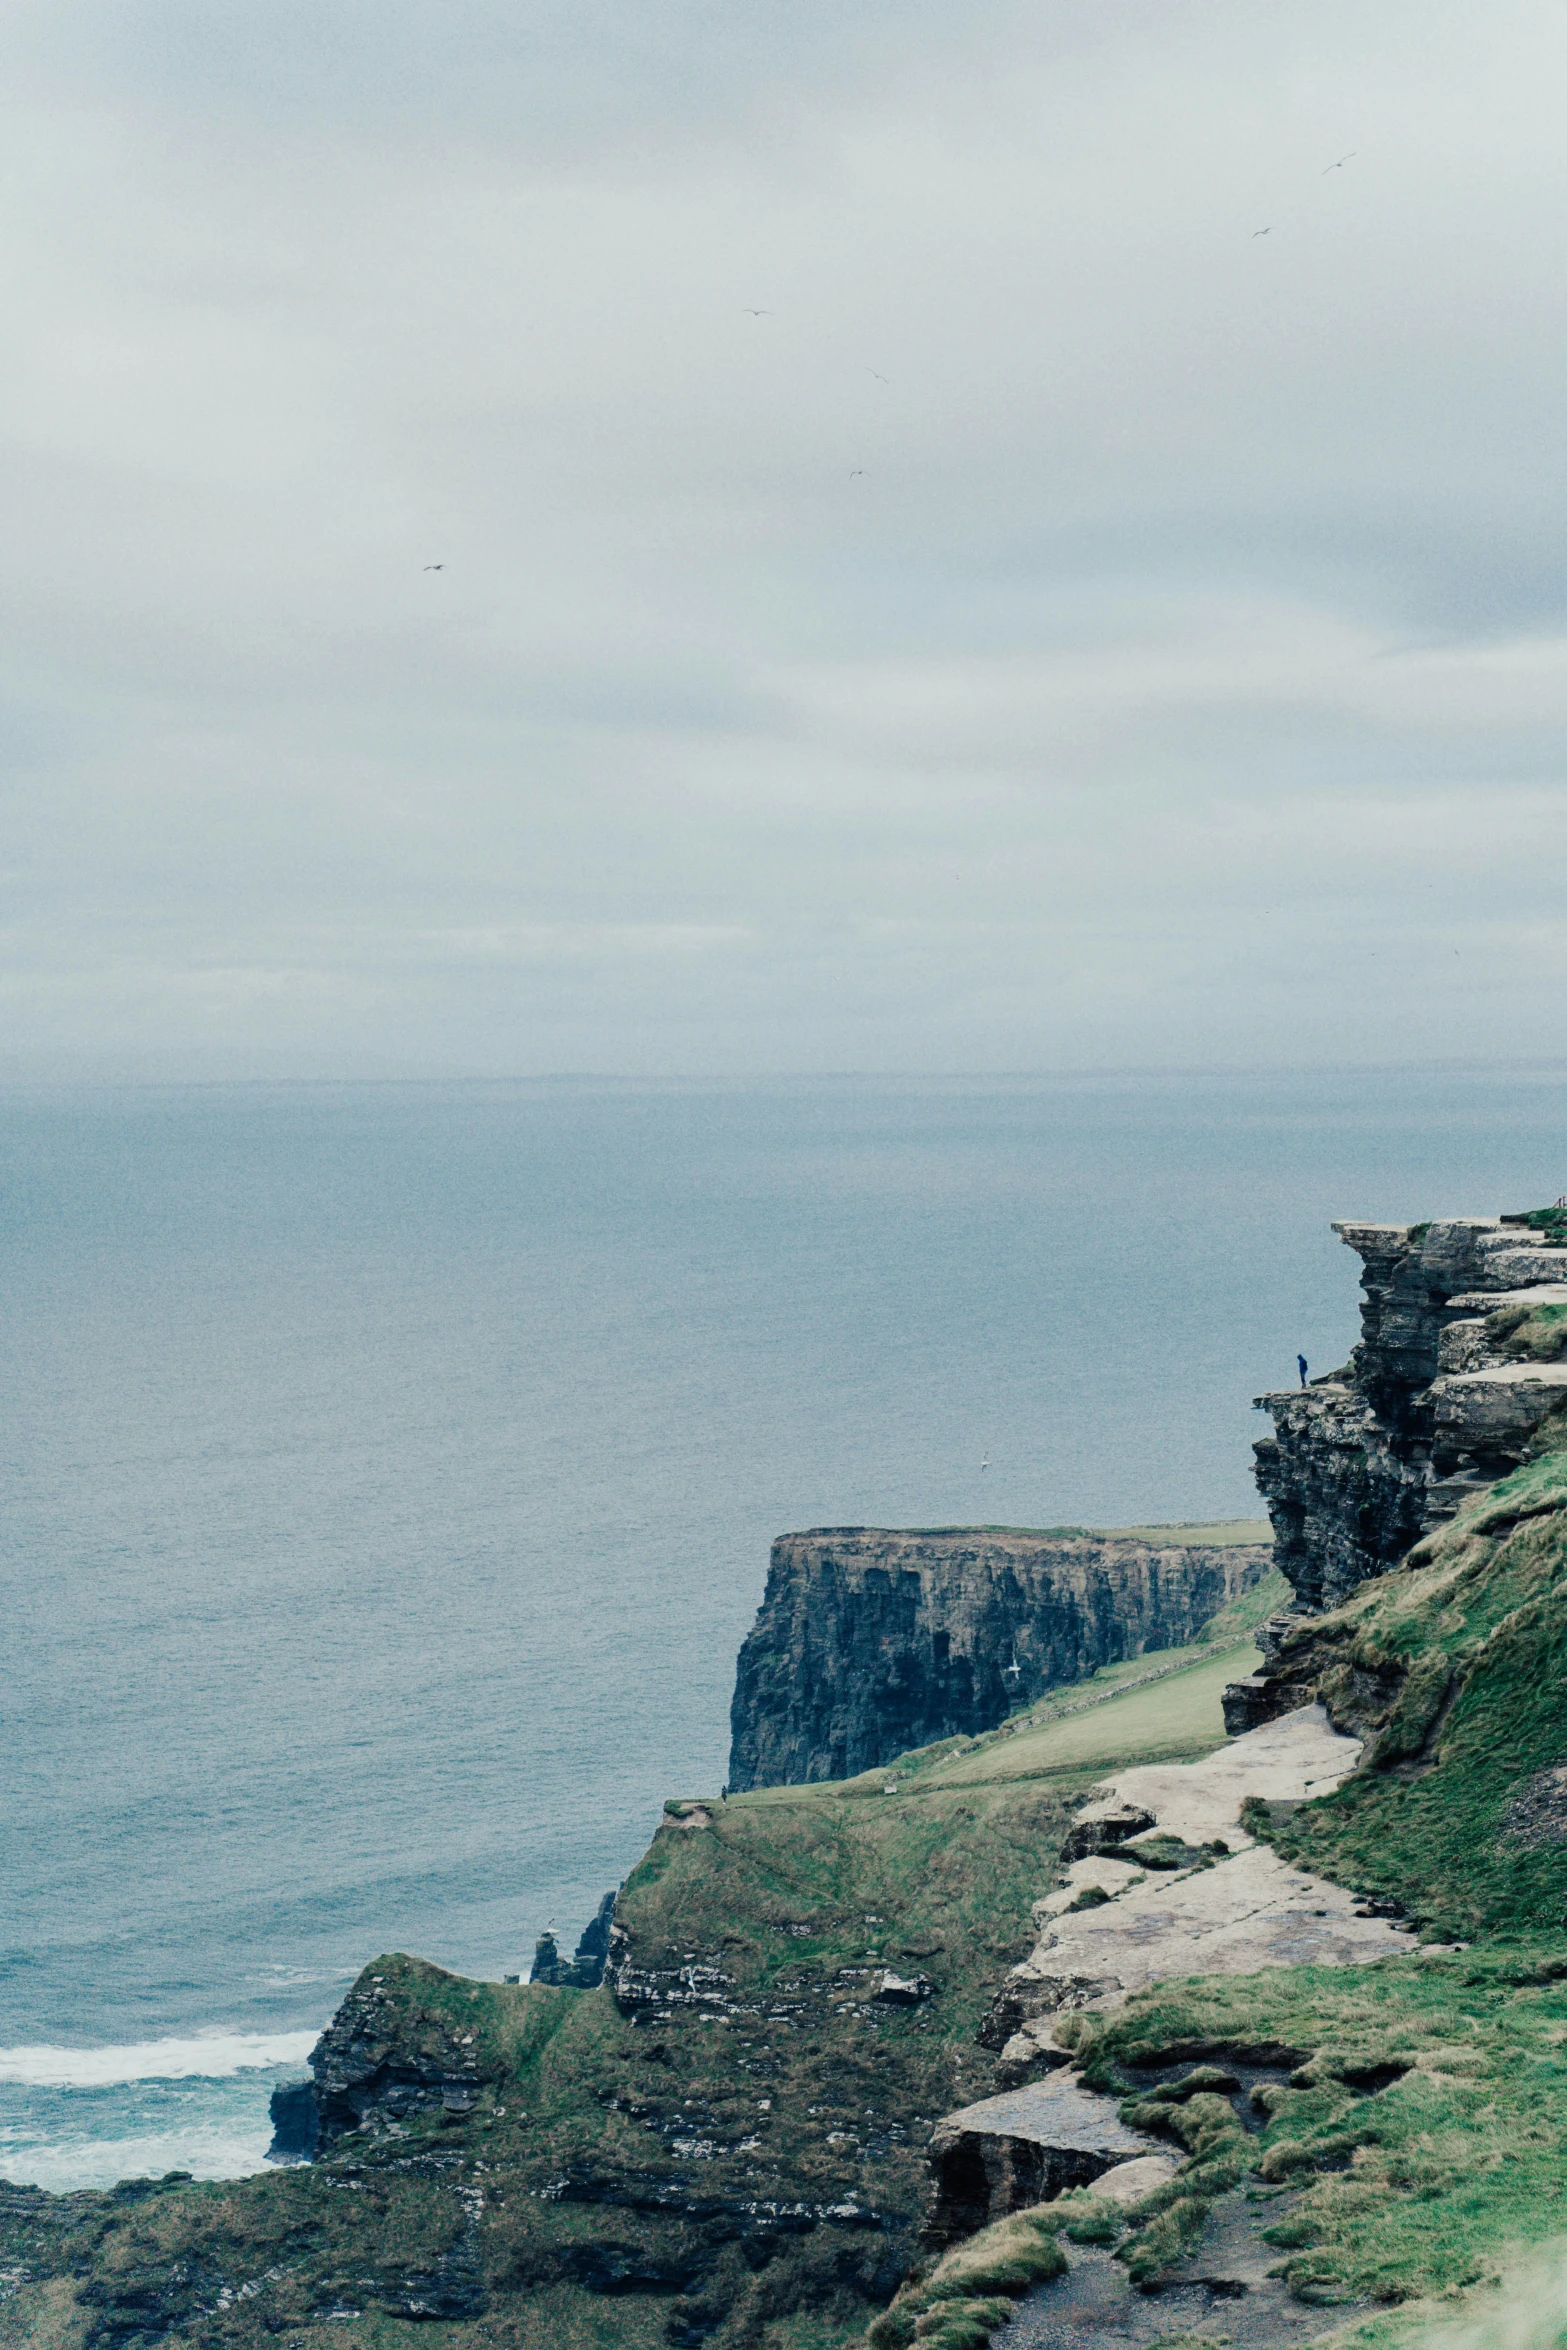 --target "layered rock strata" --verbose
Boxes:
[1254,1216,1567,1611]
[728,1526,1272,1790]
[290,1970,493,2153]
